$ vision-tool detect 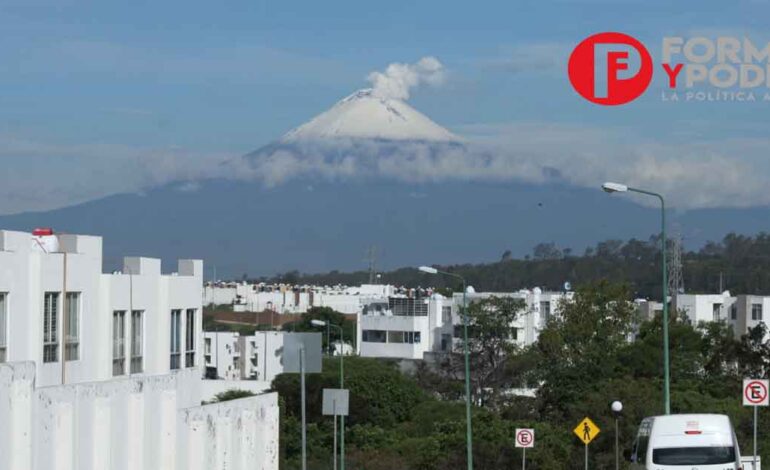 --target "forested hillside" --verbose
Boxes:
[260,233,770,298]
